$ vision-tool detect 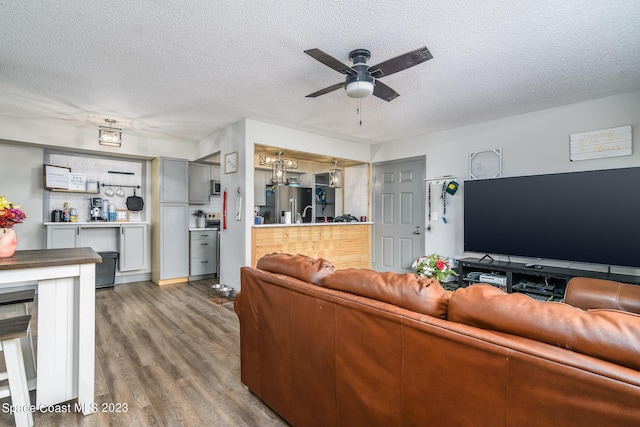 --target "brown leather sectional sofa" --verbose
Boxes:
[235,253,640,426]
